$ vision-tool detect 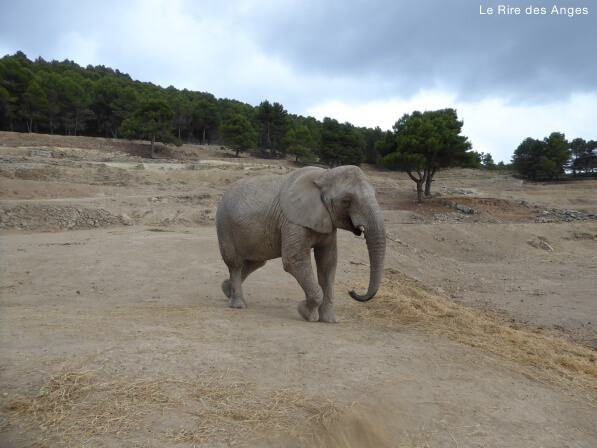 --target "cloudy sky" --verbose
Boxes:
[1,0,595,162]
